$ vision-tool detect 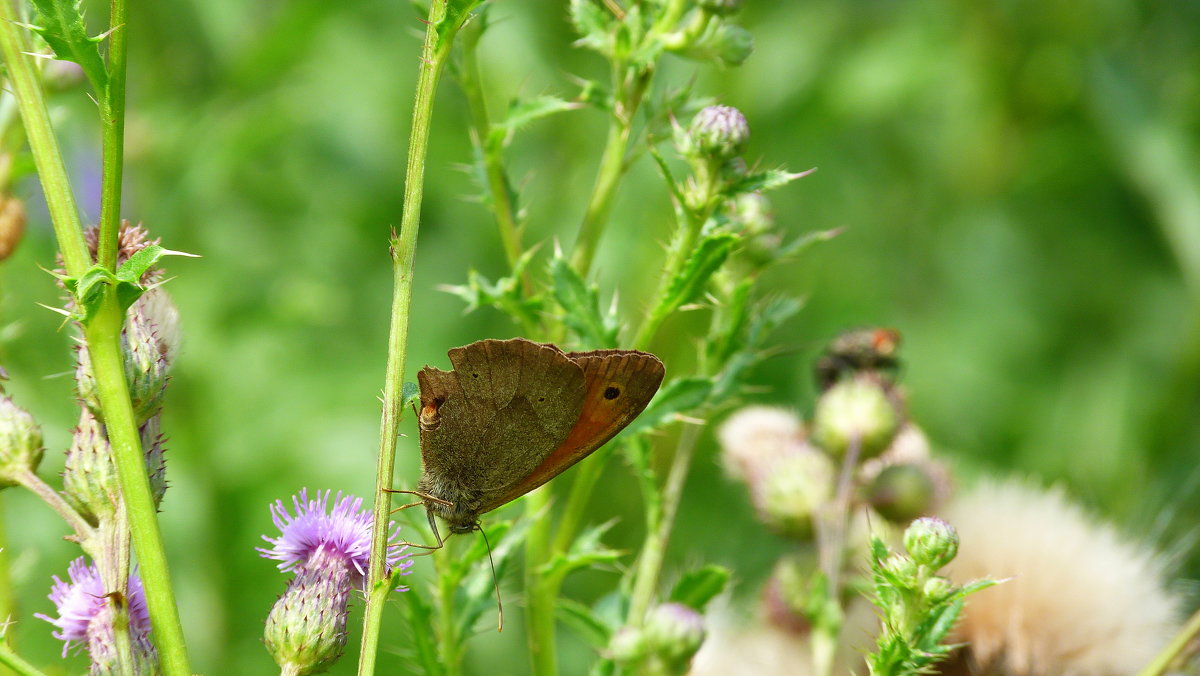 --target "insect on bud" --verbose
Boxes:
[811,374,900,461]
[686,105,751,160]
[0,394,43,486]
[903,517,959,570]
